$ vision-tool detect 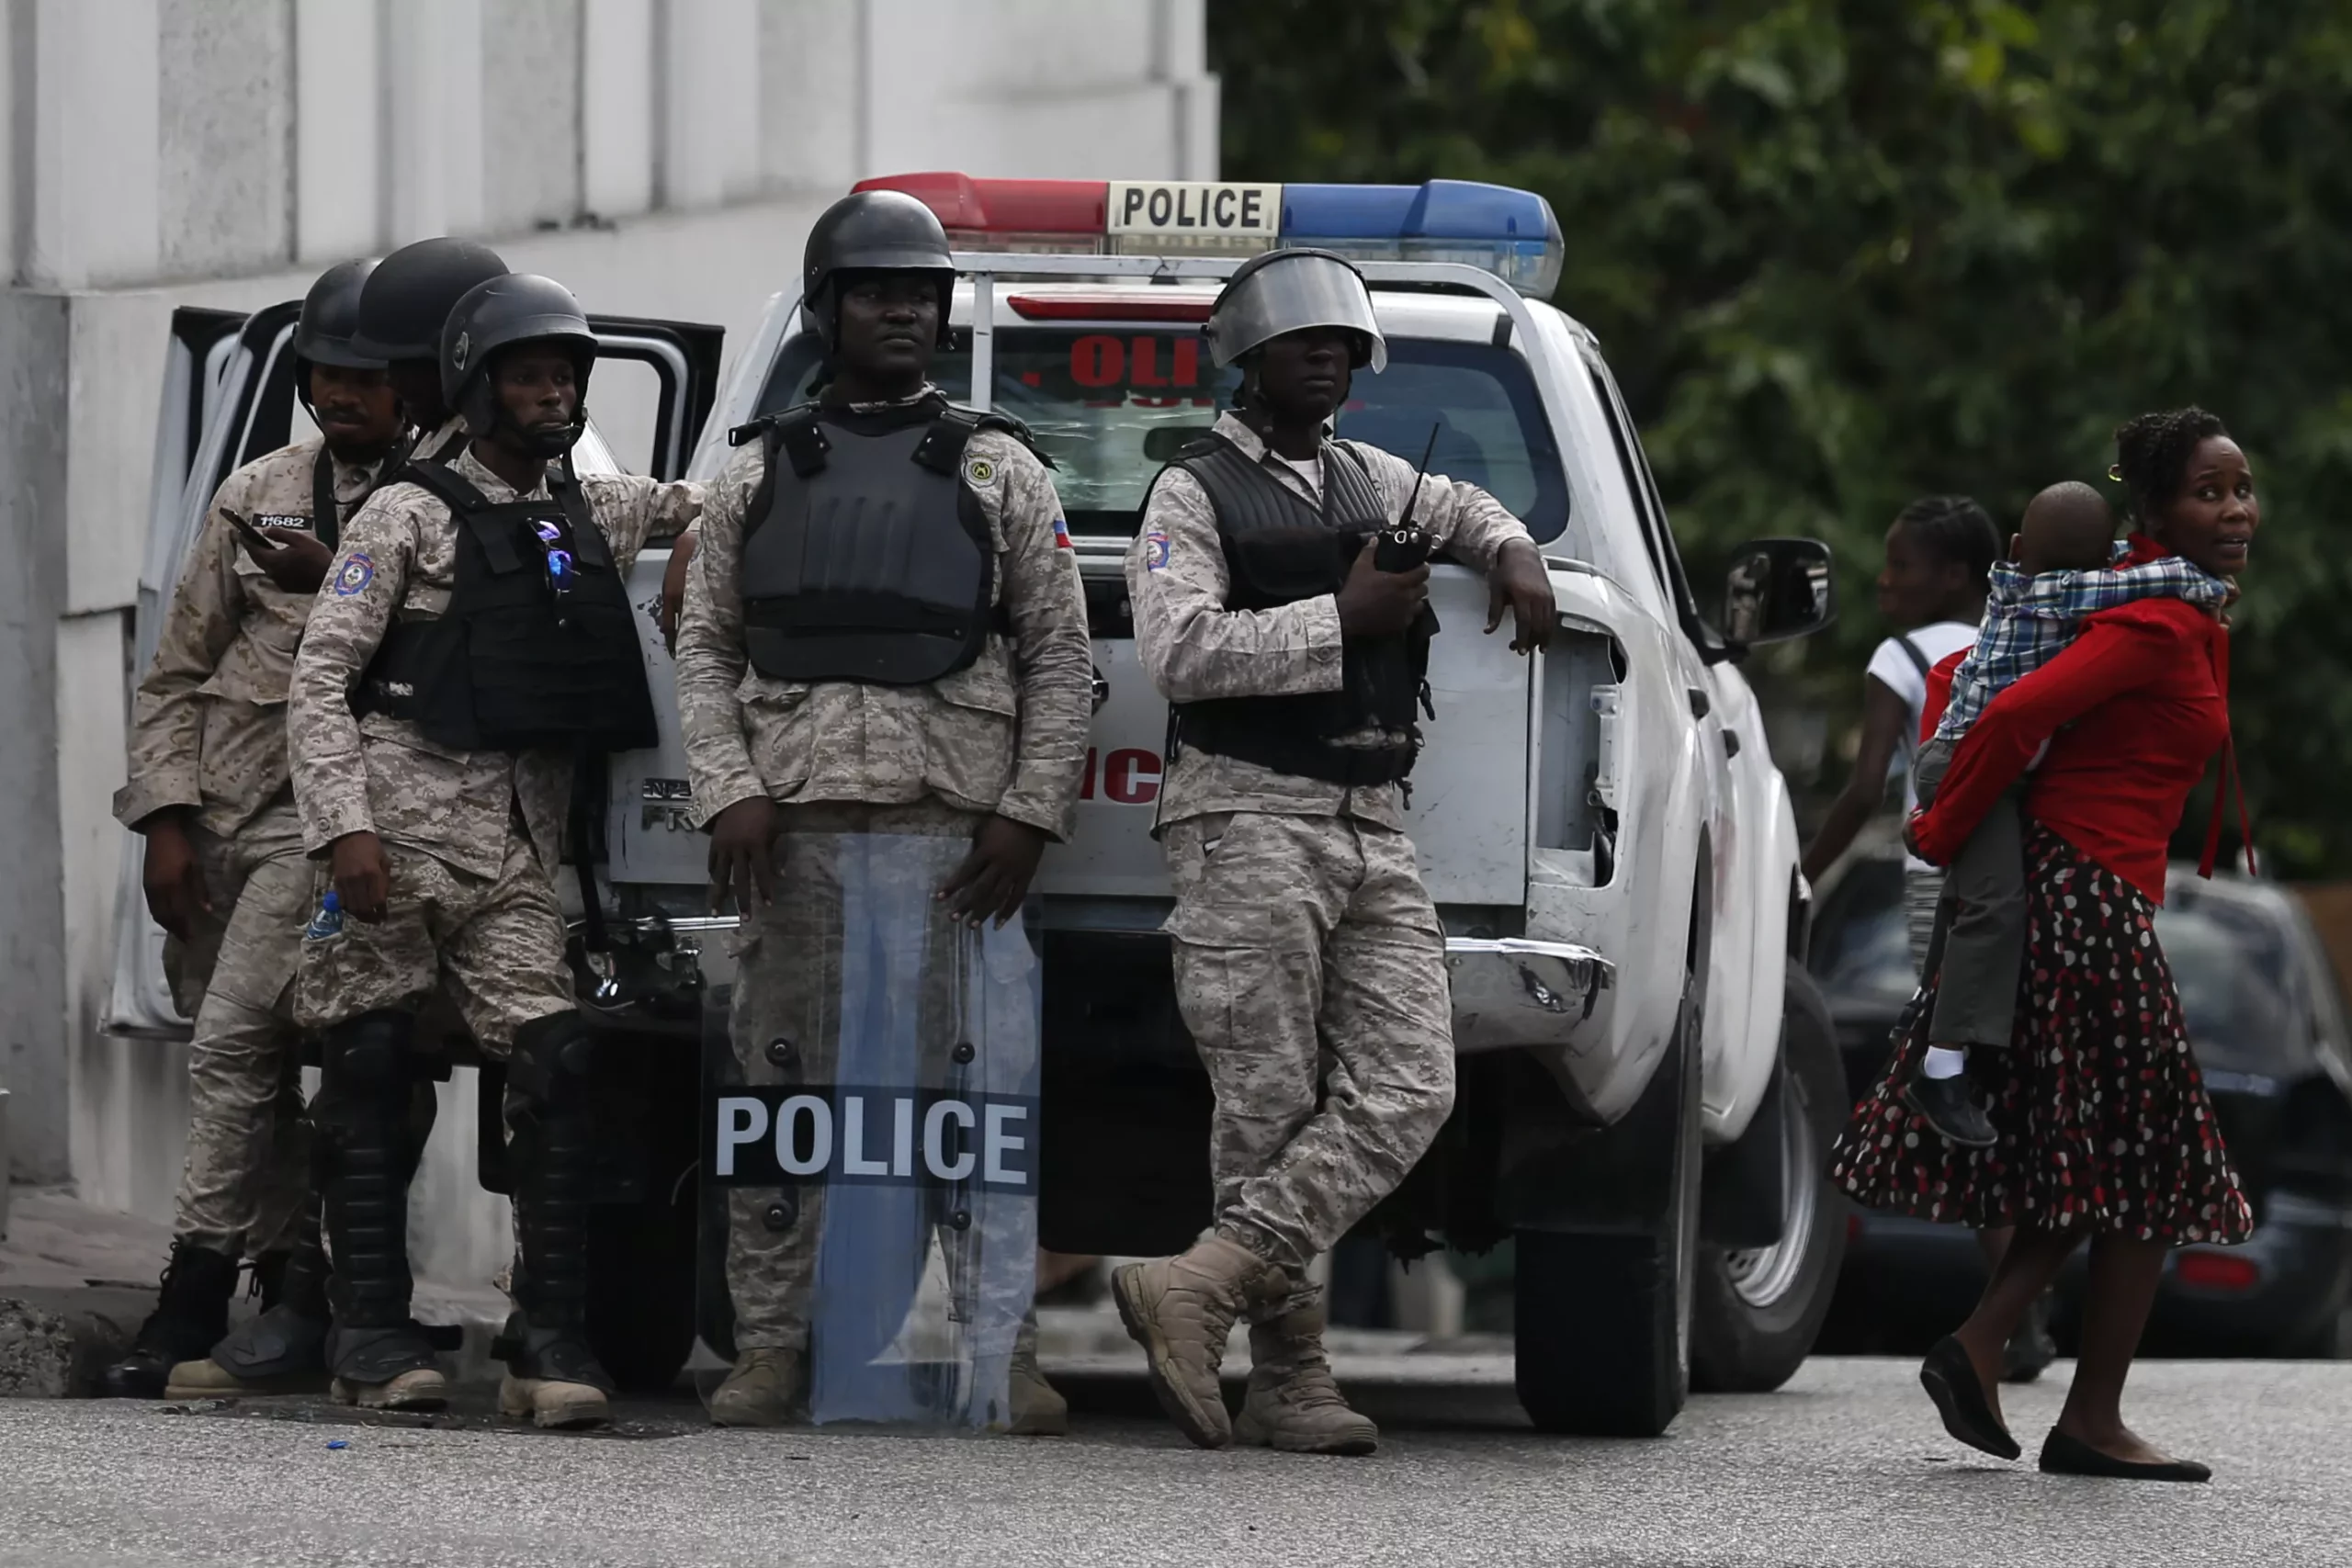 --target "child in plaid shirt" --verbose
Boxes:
[1902,480,2230,1146]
